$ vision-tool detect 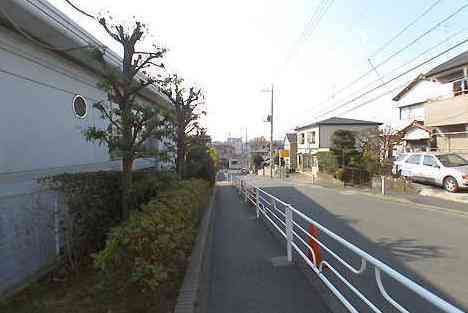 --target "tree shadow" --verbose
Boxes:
[255,184,466,313]
[376,237,449,263]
